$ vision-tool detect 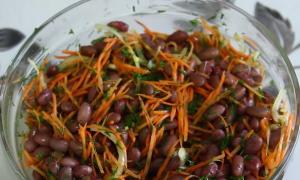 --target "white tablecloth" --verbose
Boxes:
[0,0,299,179]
